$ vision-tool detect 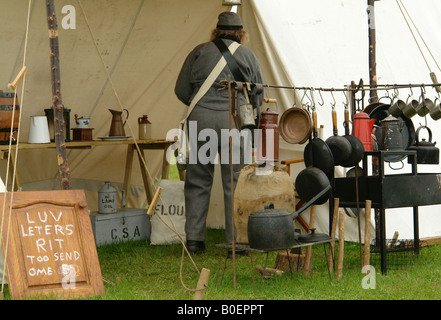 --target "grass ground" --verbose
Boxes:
[2,164,440,301]
[93,228,441,300]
